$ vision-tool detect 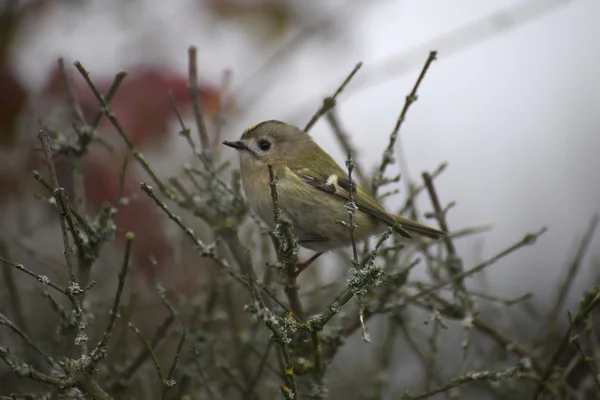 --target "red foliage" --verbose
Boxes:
[1,64,225,281]
[79,150,175,278]
[44,65,223,147]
